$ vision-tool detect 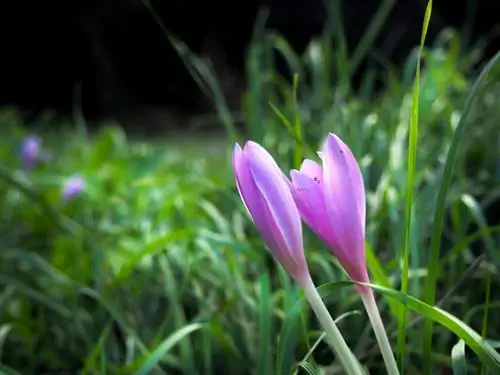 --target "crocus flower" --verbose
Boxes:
[232,141,309,283]
[62,175,85,201]
[291,133,400,375]
[20,135,42,171]
[232,140,365,375]
[290,133,369,283]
